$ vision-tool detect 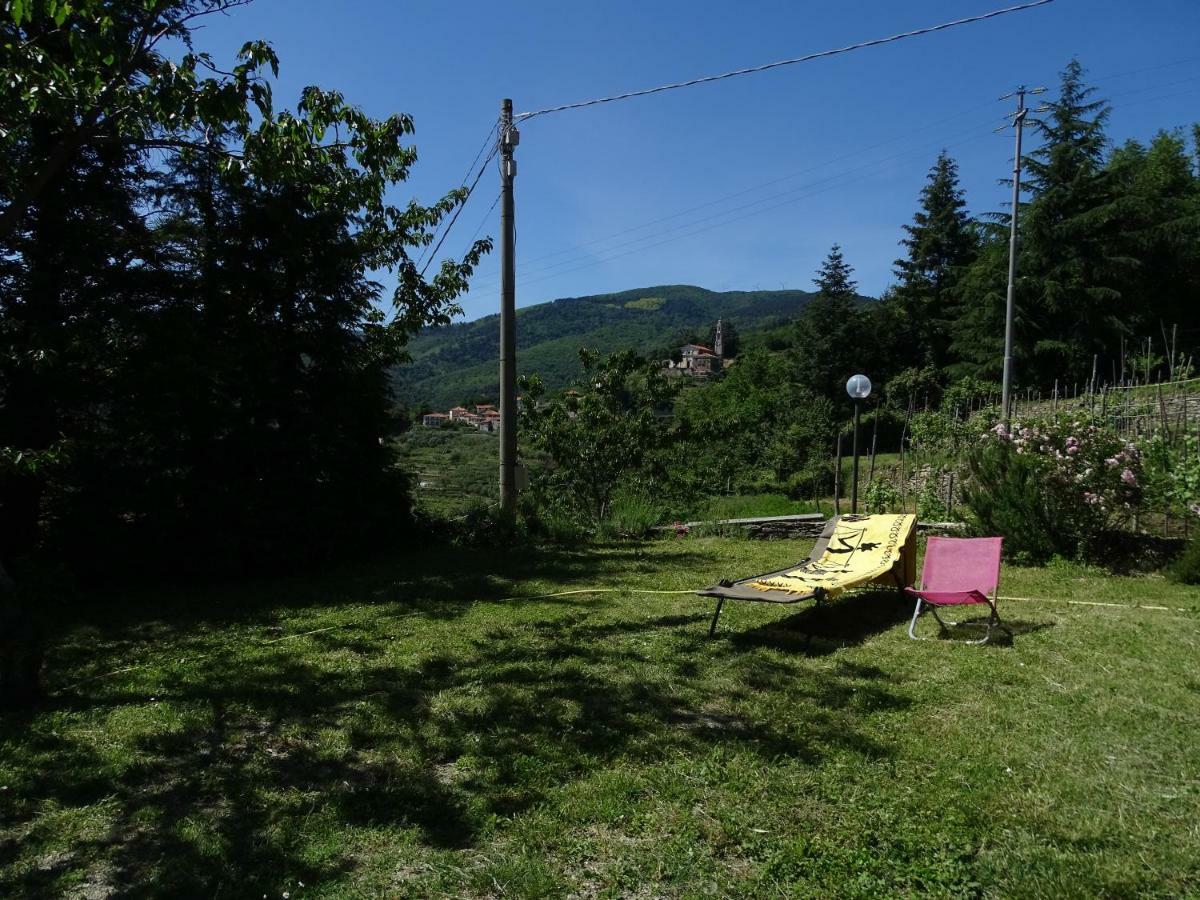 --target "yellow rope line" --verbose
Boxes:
[998,595,1192,613]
